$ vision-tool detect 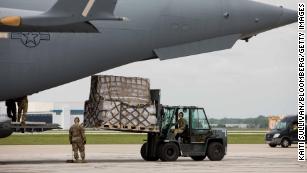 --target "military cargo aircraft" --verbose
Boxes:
[0,0,297,138]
